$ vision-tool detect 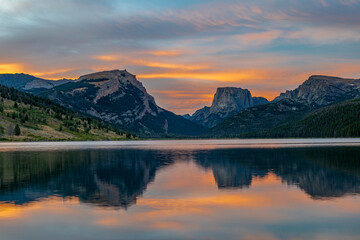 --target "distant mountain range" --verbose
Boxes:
[205,75,360,137]
[0,71,359,138]
[0,73,72,93]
